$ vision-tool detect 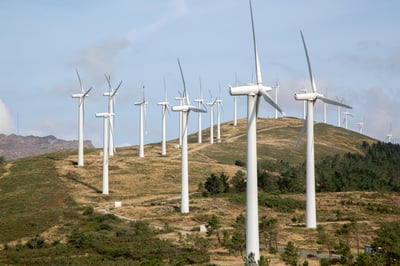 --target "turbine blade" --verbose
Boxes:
[260,89,285,115]
[256,95,261,117]
[163,77,168,102]
[249,0,262,85]
[177,58,190,105]
[83,86,93,98]
[190,106,207,113]
[105,73,111,92]
[318,95,352,109]
[300,31,317,93]
[295,117,307,147]
[75,68,83,93]
[112,80,123,96]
